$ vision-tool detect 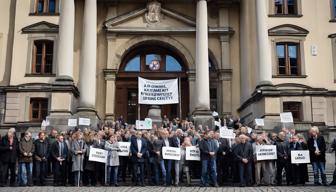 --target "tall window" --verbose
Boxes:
[34,0,57,14]
[283,102,302,122]
[32,40,53,74]
[275,0,298,15]
[276,42,300,76]
[30,98,48,122]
